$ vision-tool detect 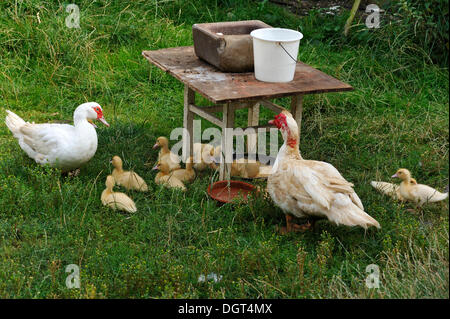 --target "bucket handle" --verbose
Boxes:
[278,42,298,63]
